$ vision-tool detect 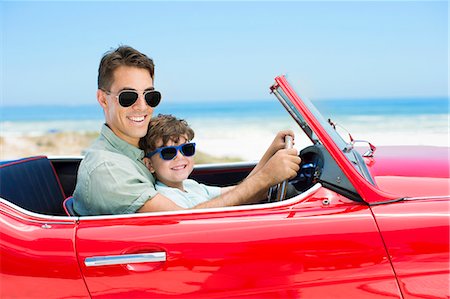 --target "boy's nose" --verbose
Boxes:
[173,149,184,160]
